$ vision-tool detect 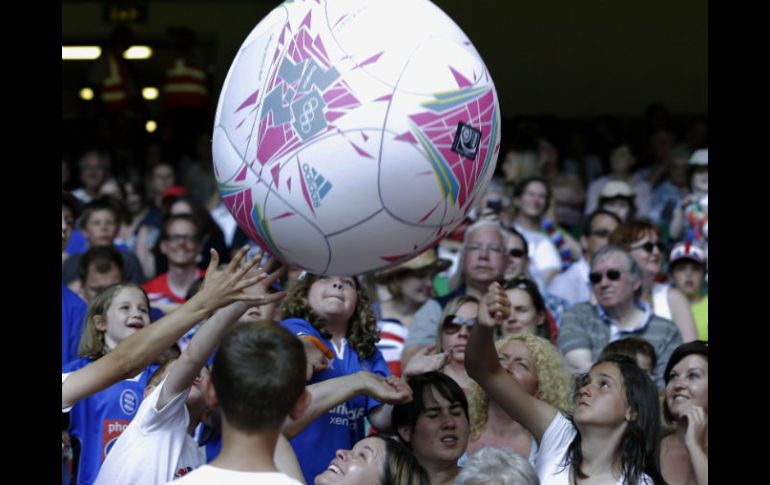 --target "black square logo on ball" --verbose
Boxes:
[451,122,482,160]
